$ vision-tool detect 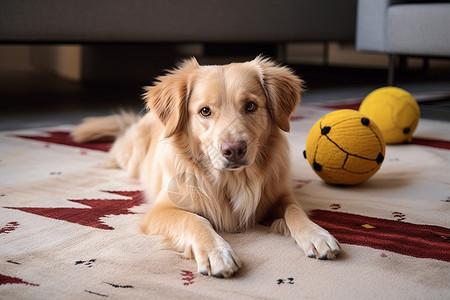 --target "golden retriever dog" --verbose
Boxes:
[72,56,340,278]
